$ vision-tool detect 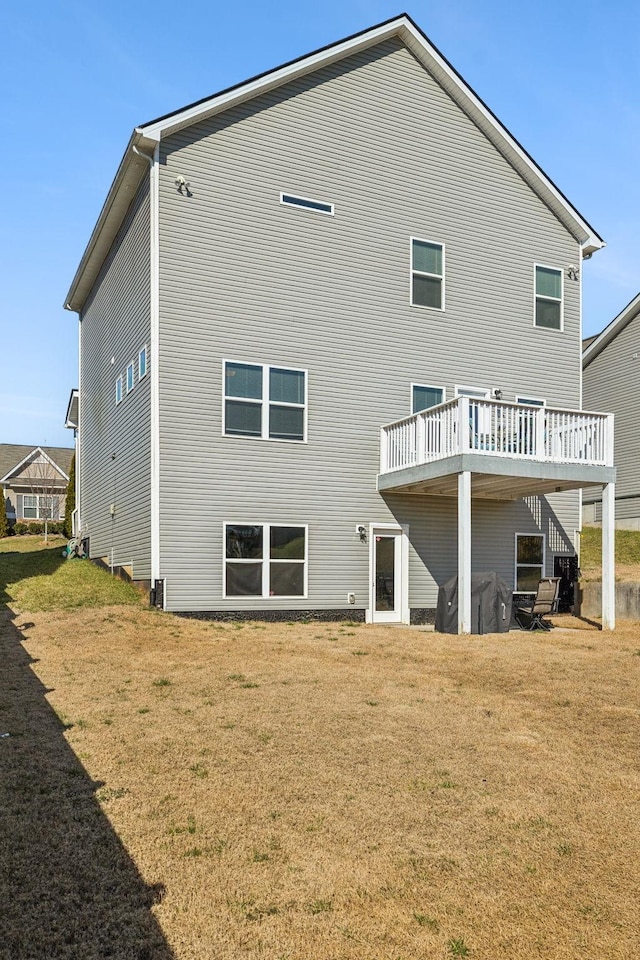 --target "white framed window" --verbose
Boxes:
[534,265,563,330]
[224,523,307,598]
[22,494,61,520]
[411,238,444,309]
[515,533,545,592]
[515,396,545,456]
[280,193,334,215]
[412,384,445,413]
[115,376,123,404]
[454,385,490,400]
[139,346,148,379]
[126,362,135,393]
[223,361,307,442]
[455,385,491,441]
